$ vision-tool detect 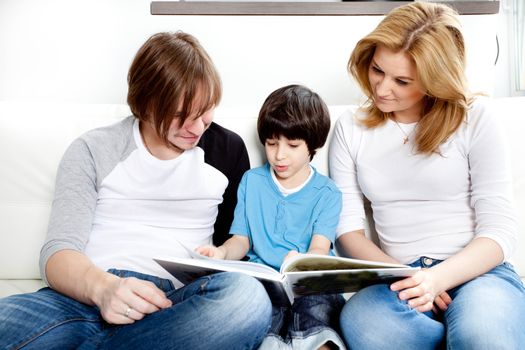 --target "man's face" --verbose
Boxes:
[166,108,214,151]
